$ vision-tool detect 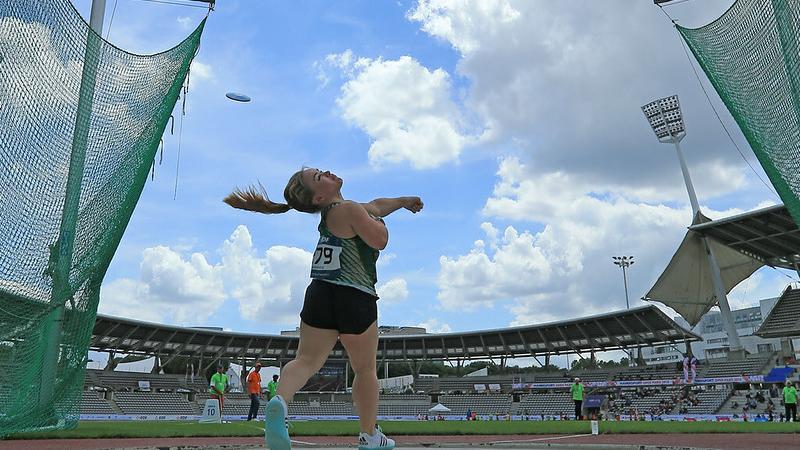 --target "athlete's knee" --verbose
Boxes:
[295,353,327,373]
